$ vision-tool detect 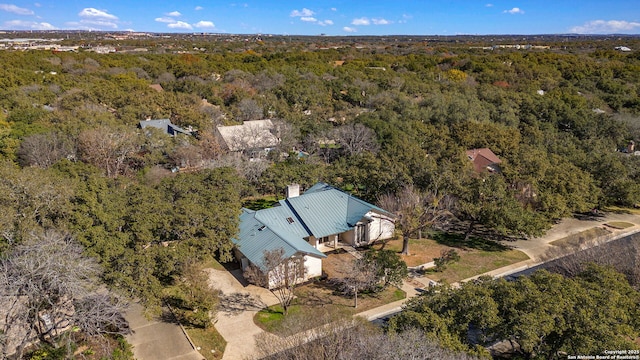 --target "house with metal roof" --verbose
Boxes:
[232,183,396,288]
[139,118,192,136]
